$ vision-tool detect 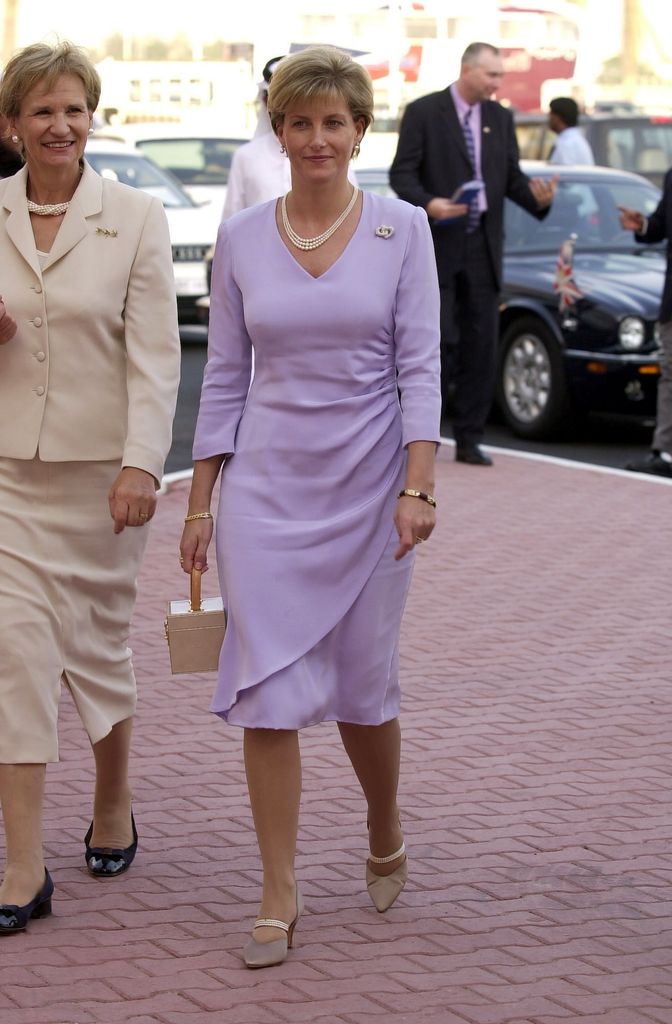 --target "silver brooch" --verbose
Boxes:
[96,227,118,237]
[375,225,395,239]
